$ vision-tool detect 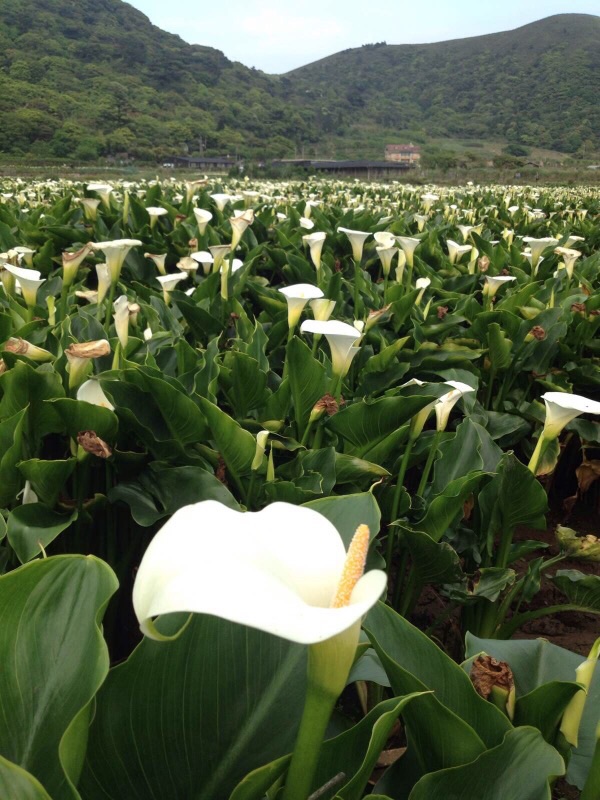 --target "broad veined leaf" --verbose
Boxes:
[108,463,239,526]
[420,470,487,542]
[365,603,511,747]
[47,398,118,443]
[409,727,564,800]
[230,694,425,800]
[328,394,440,455]
[0,407,27,506]
[79,615,307,800]
[7,504,78,563]
[0,556,117,799]
[286,335,328,437]
[478,452,547,561]
[17,458,76,507]
[0,757,52,800]
[197,395,257,477]
[431,418,502,494]
[0,361,64,442]
[465,634,600,789]
[552,570,600,613]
